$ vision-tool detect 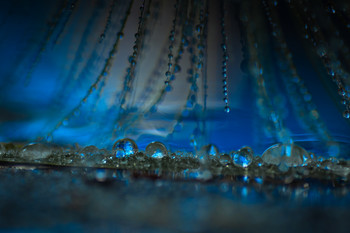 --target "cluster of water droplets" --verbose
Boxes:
[1,140,350,183]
